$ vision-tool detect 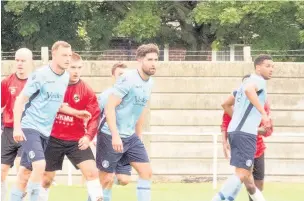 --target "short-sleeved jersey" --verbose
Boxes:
[227,74,267,135]
[100,69,153,138]
[51,79,100,141]
[1,74,27,127]
[21,65,69,137]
